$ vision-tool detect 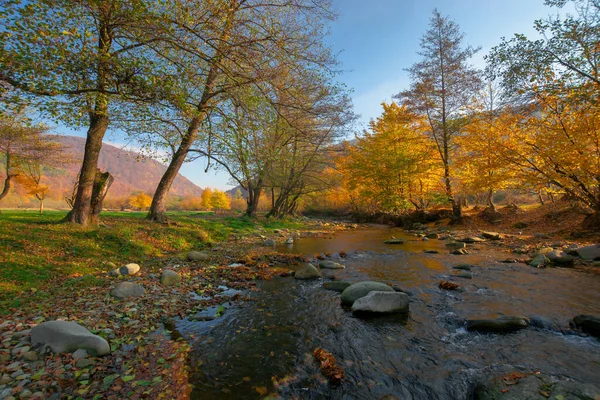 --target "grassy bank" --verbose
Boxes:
[0,210,306,312]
